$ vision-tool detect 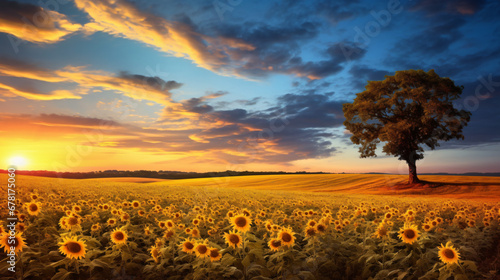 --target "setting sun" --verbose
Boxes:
[8,156,28,169]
